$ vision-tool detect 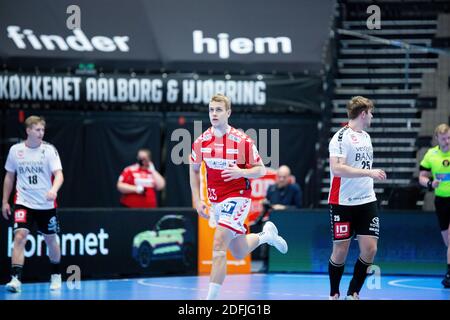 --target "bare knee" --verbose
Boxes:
[44,235,58,246]
[230,249,245,260]
[14,231,28,247]
[332,244,349,263]
[362,244,377,260]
